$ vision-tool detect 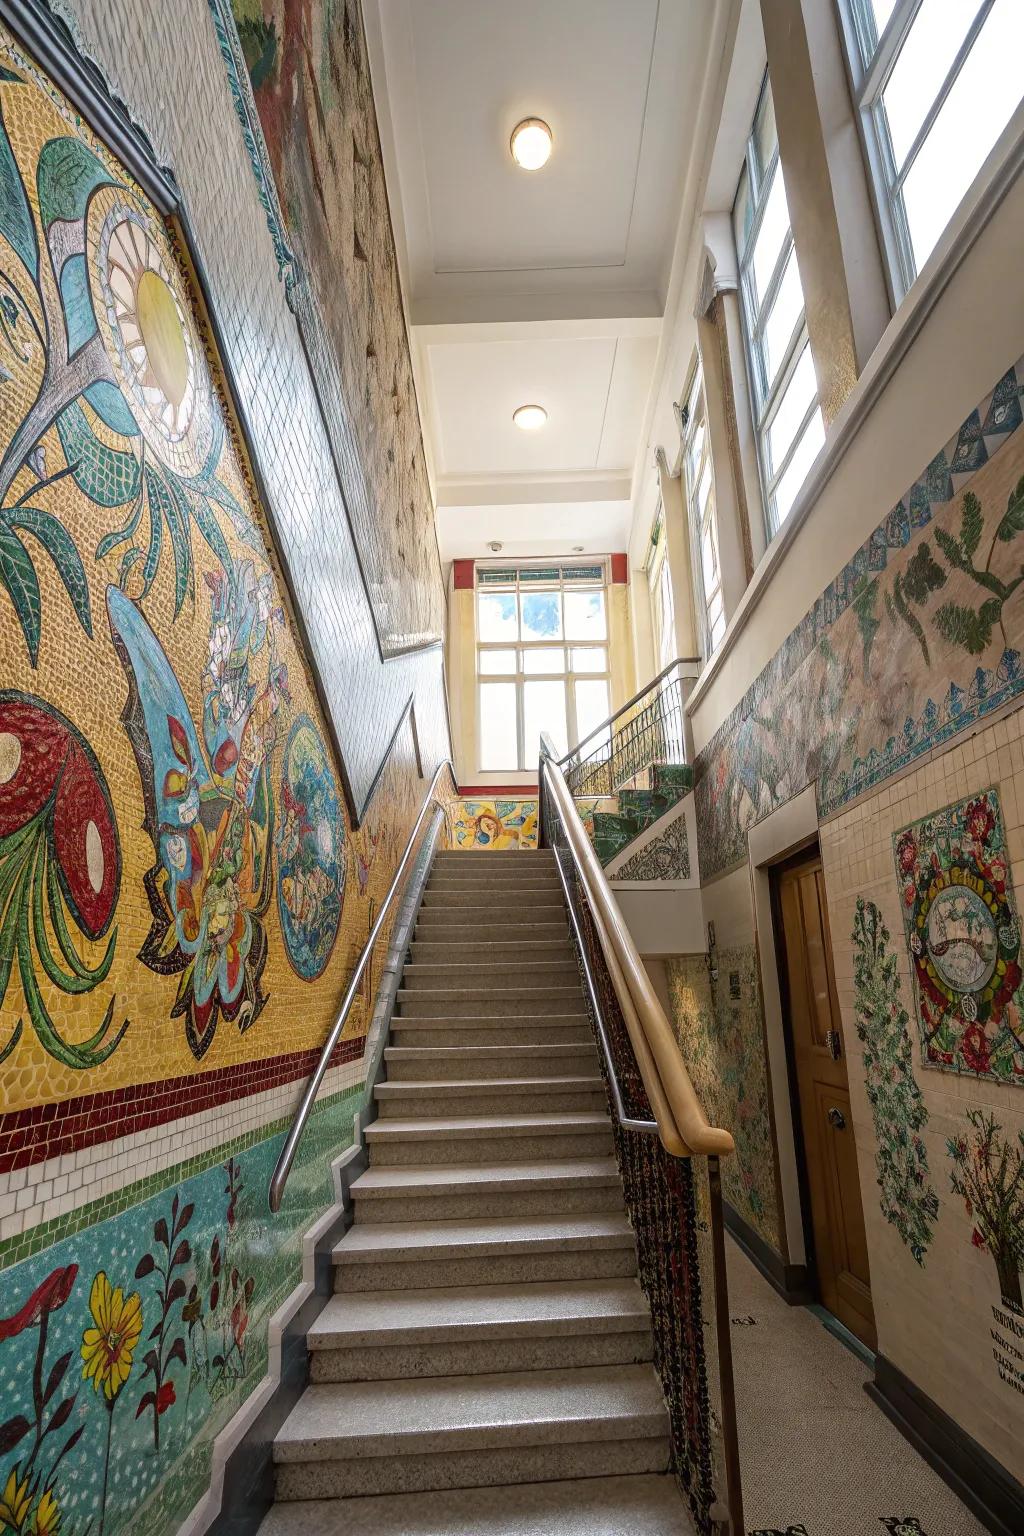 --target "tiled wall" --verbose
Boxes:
[0,3,450,1532]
